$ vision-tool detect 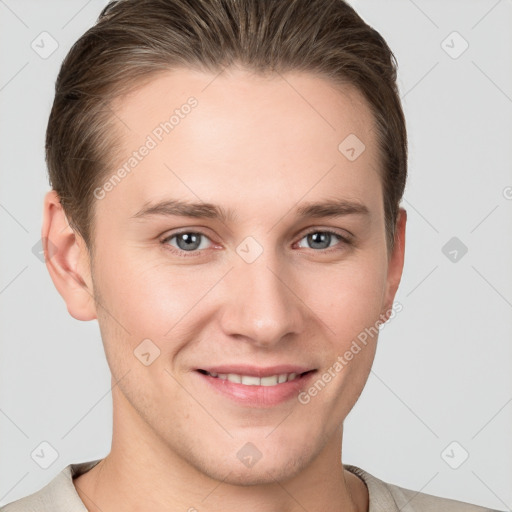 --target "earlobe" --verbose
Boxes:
[381,207,407,320]
[41,190,97,321]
